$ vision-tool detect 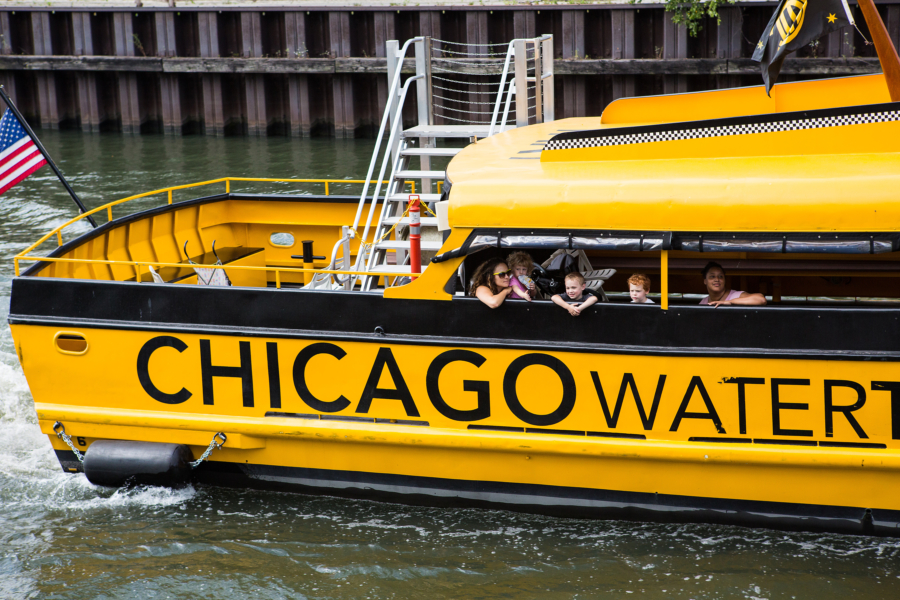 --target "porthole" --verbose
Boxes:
[269,232,295,248]
[54,331,88,356]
